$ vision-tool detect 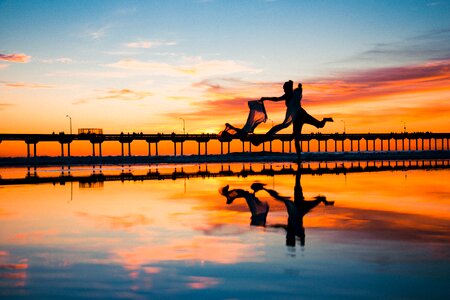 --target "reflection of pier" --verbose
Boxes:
[1,160,449,186]
[1,132,449,158]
